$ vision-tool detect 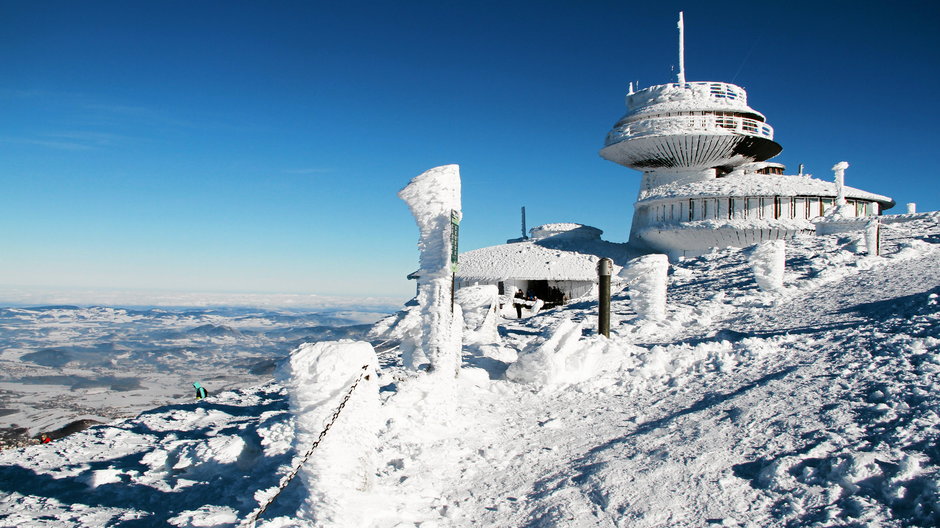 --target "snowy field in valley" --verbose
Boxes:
[0,212,938,527]
[0,306,392,448]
